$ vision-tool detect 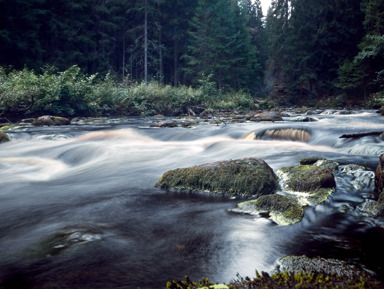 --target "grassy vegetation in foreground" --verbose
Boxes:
[166,271,382,289]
